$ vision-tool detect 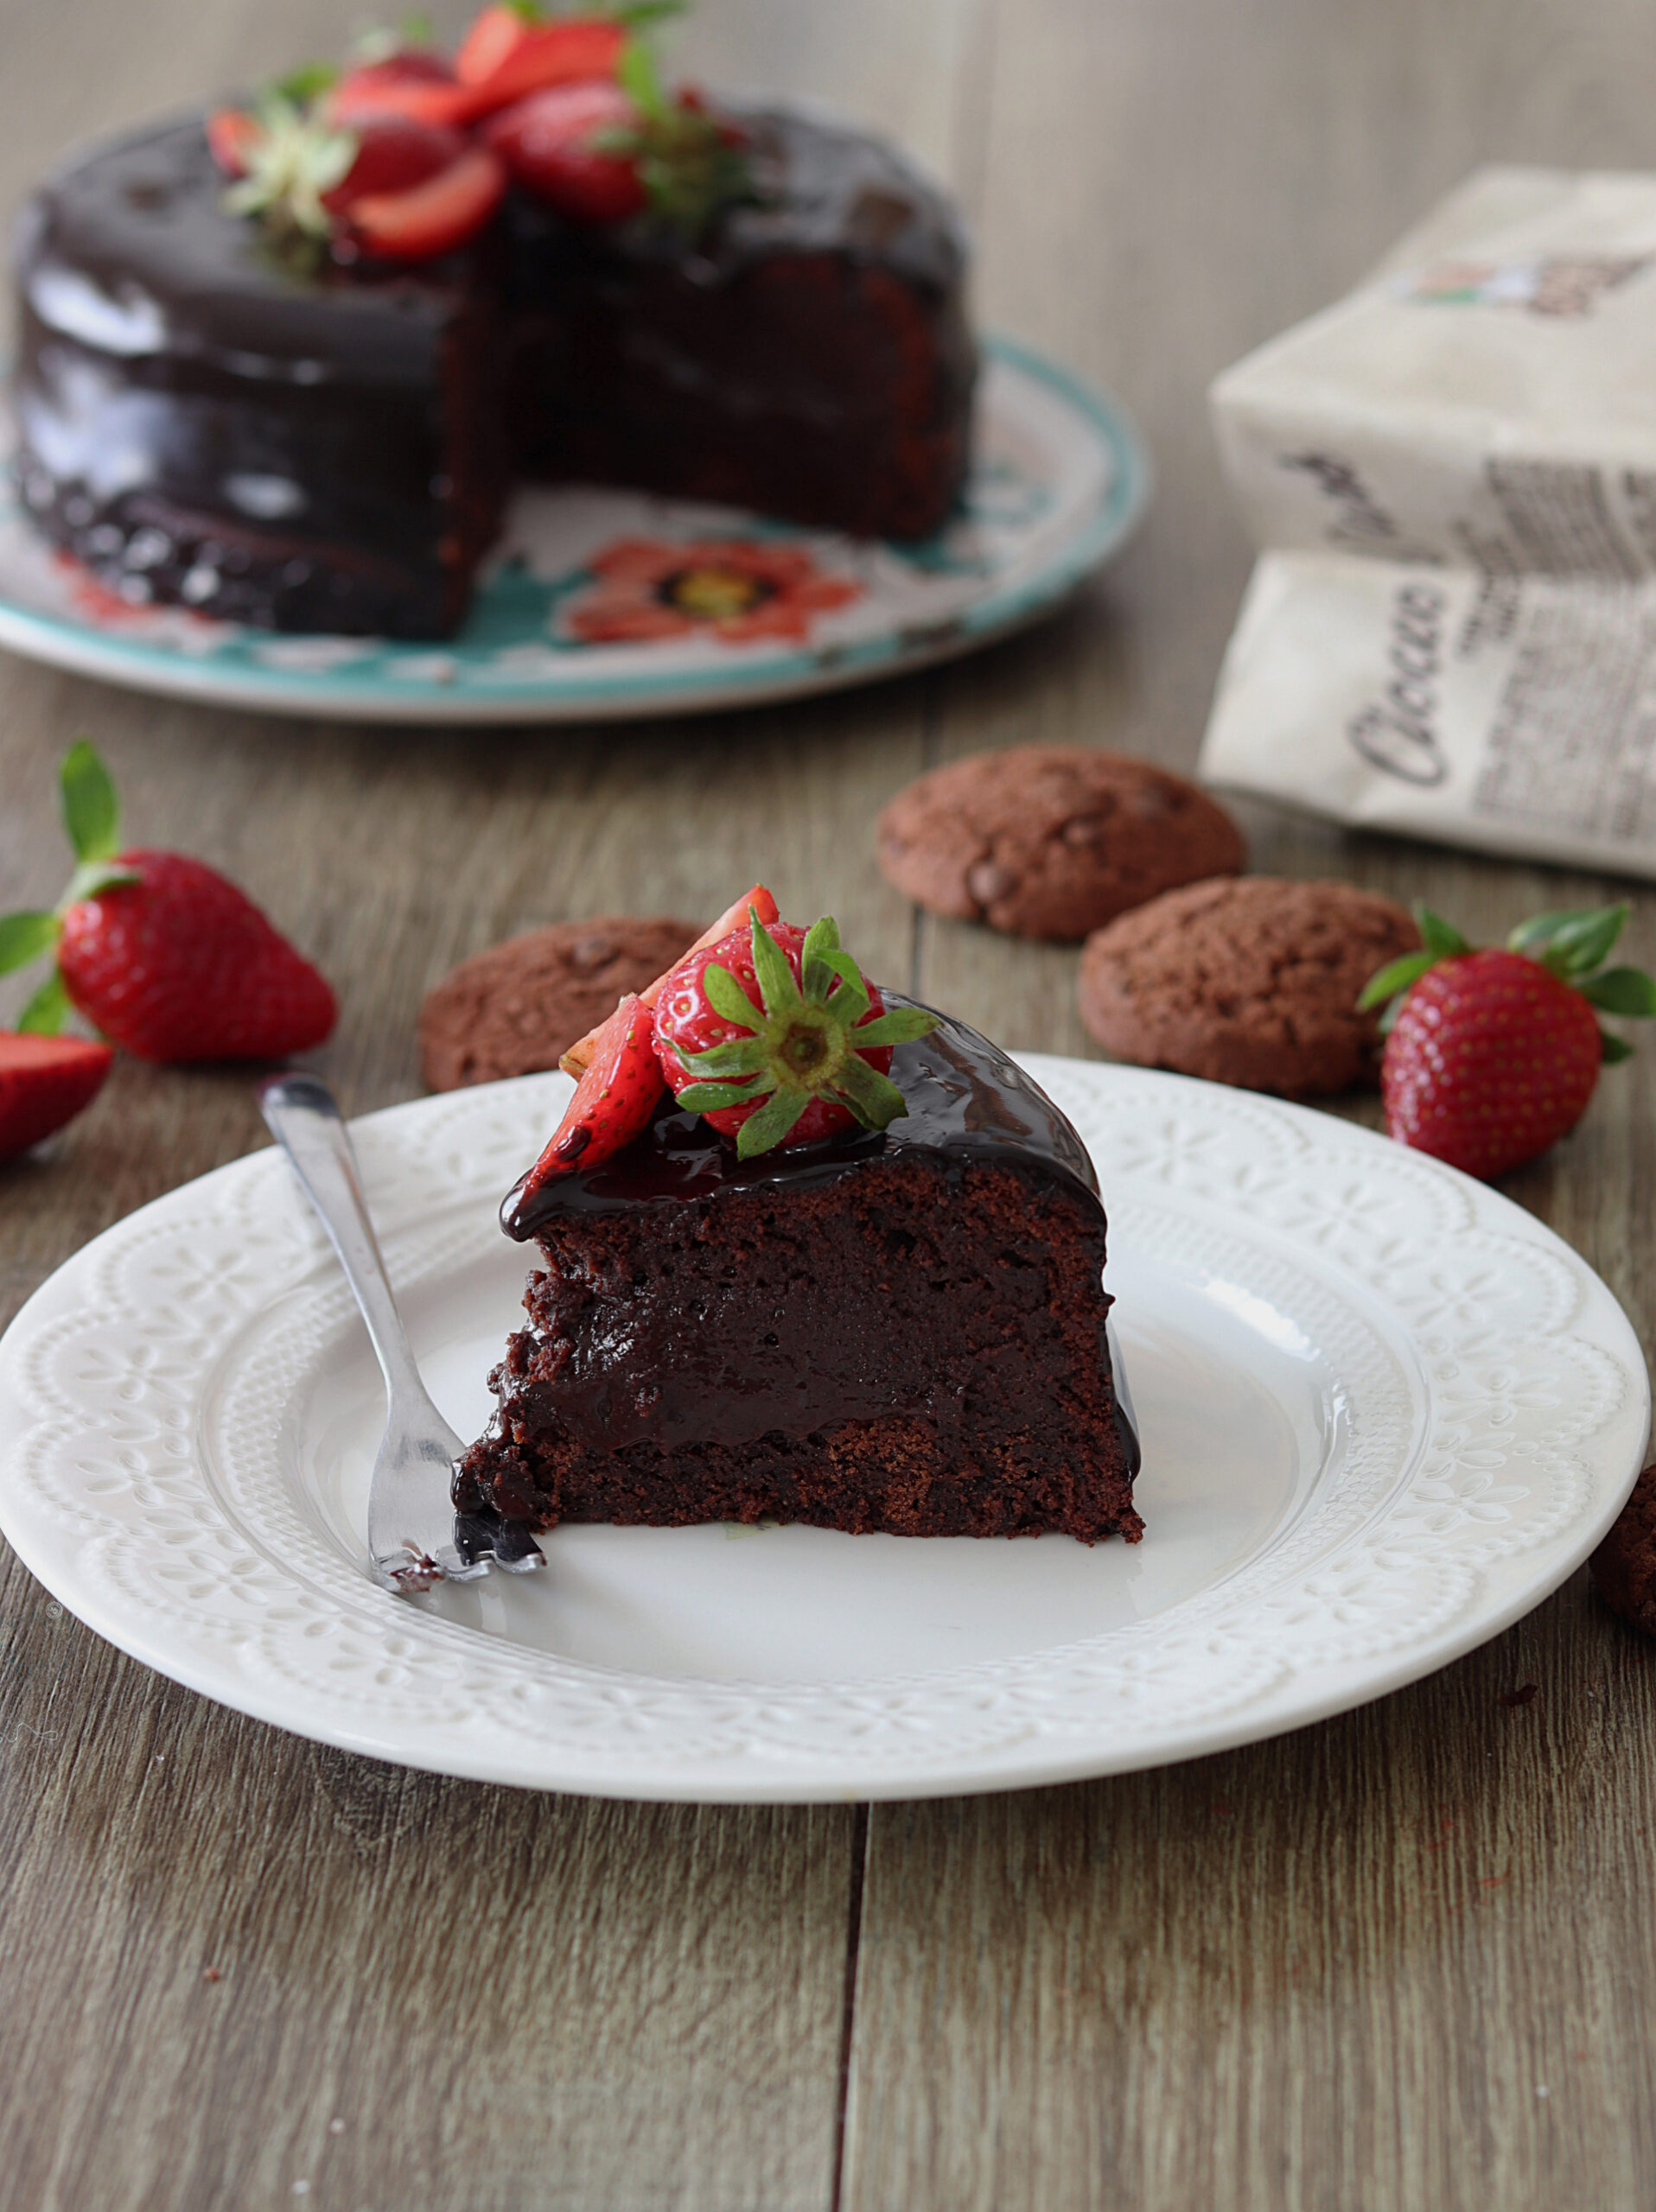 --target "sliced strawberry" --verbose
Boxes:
[454,4,538,87]
[0,1033,113,1161]
[559,884,780,1077]
[321,115,468,215]
[207,107,262,179]
[346,144,508,262]
[326,49,459,124]
[485,81,646,222]
[460,16,627,108]
[521,994,665,1196]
